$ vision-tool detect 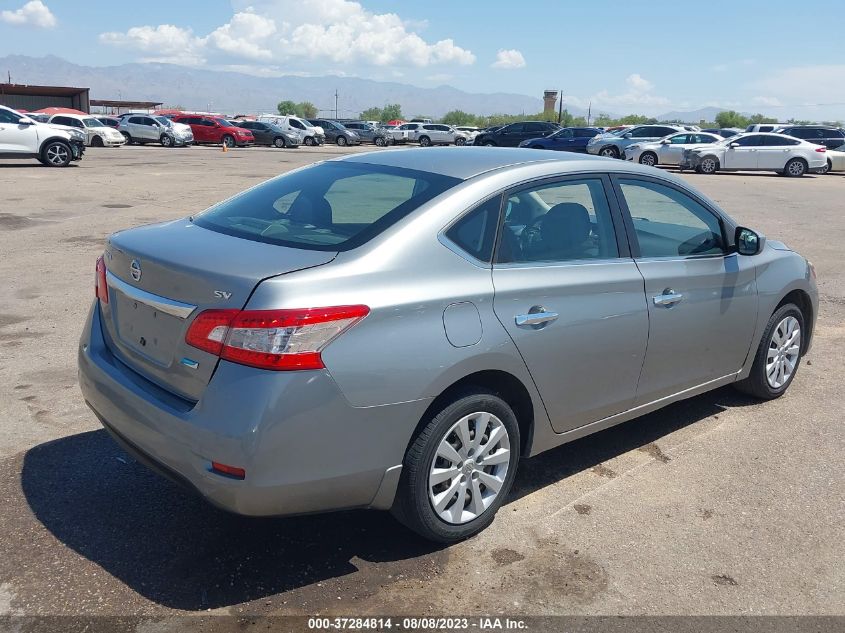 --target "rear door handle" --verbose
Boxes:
[515,310,559,327]
[653,291,684,307]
